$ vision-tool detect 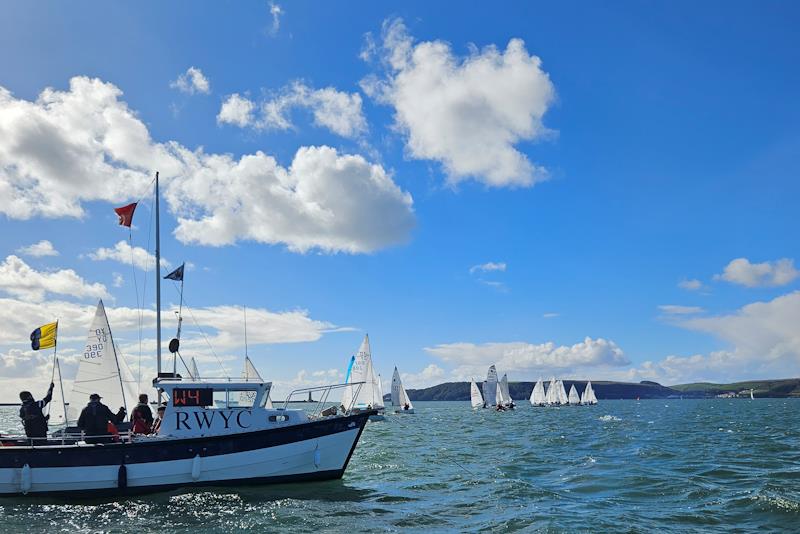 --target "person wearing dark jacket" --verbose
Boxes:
[18,383,54,440]
[130,394,153,434]
[77,393,126,443]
